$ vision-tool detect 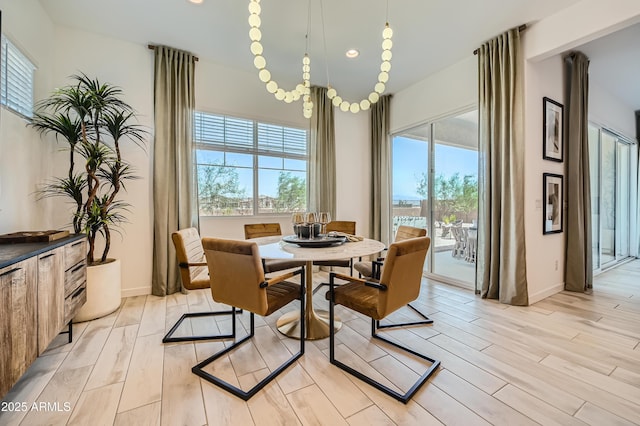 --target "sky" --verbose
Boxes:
[392,136,478,201]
